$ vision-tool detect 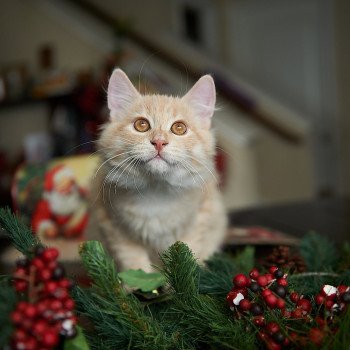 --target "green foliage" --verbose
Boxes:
[118,269,166,292]
[300,232,338,271]
[75,241,178,350]
[0,207,41,257]
[199,246,255,296]
[0,281,17,347]
[64,325,90,350]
